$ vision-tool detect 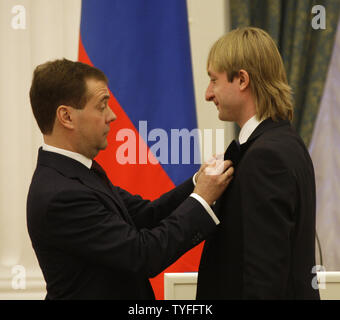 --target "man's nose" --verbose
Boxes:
[205,83,214,102]
[107,106,117,123]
